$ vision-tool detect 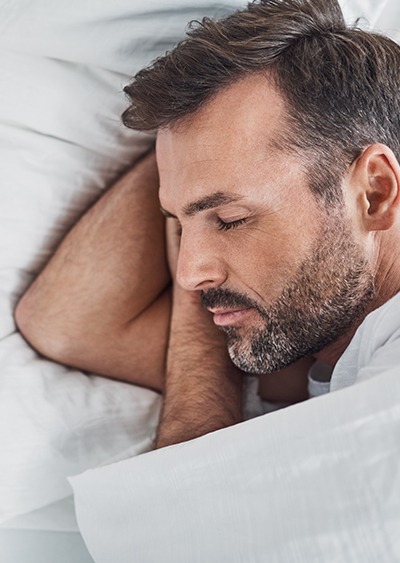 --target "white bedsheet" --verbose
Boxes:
[1,529,94,563]
[70,367,400,563]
